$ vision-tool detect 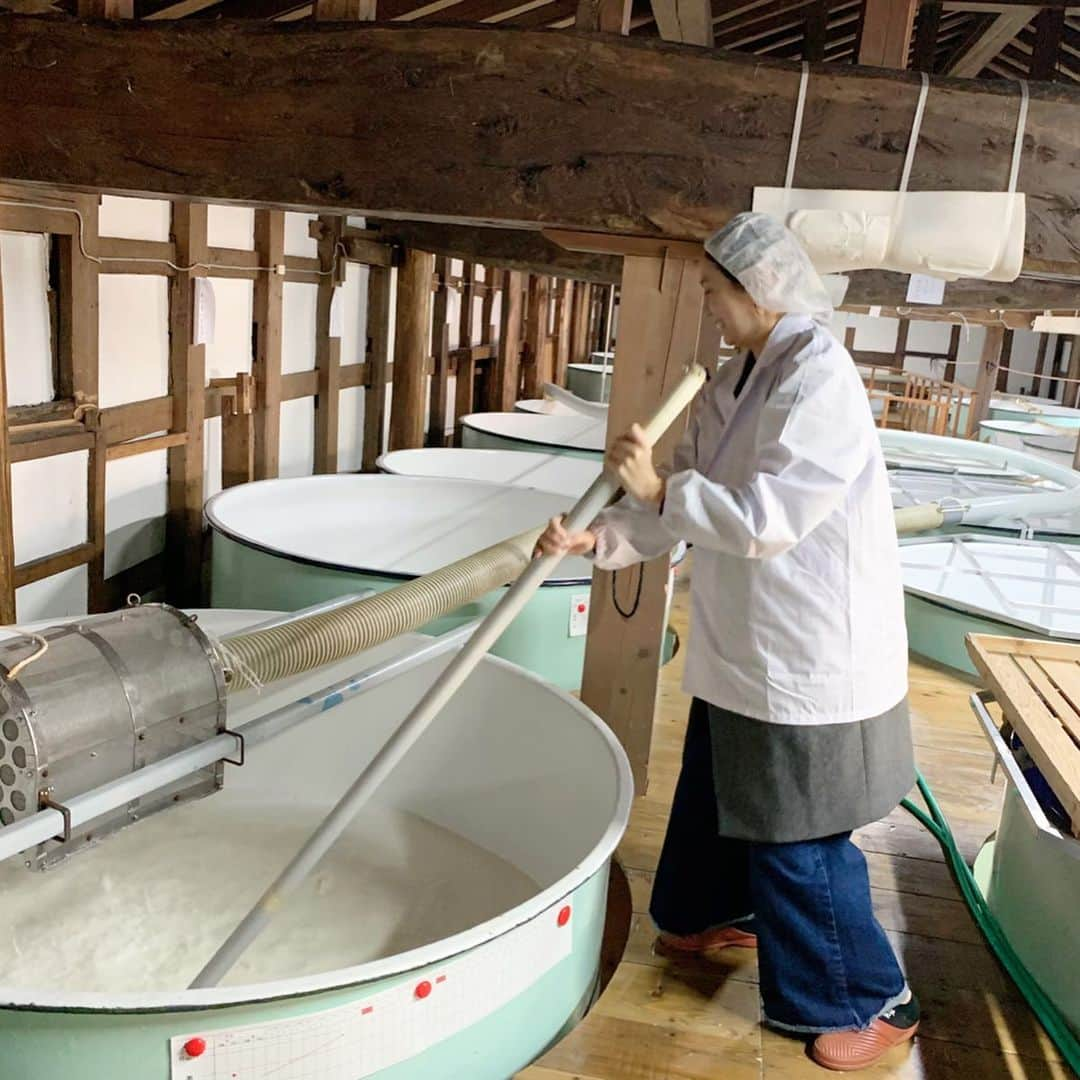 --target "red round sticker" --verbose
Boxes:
[557,906,572,927]
[415,980,433,1000]
[184,1037,207,1059]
